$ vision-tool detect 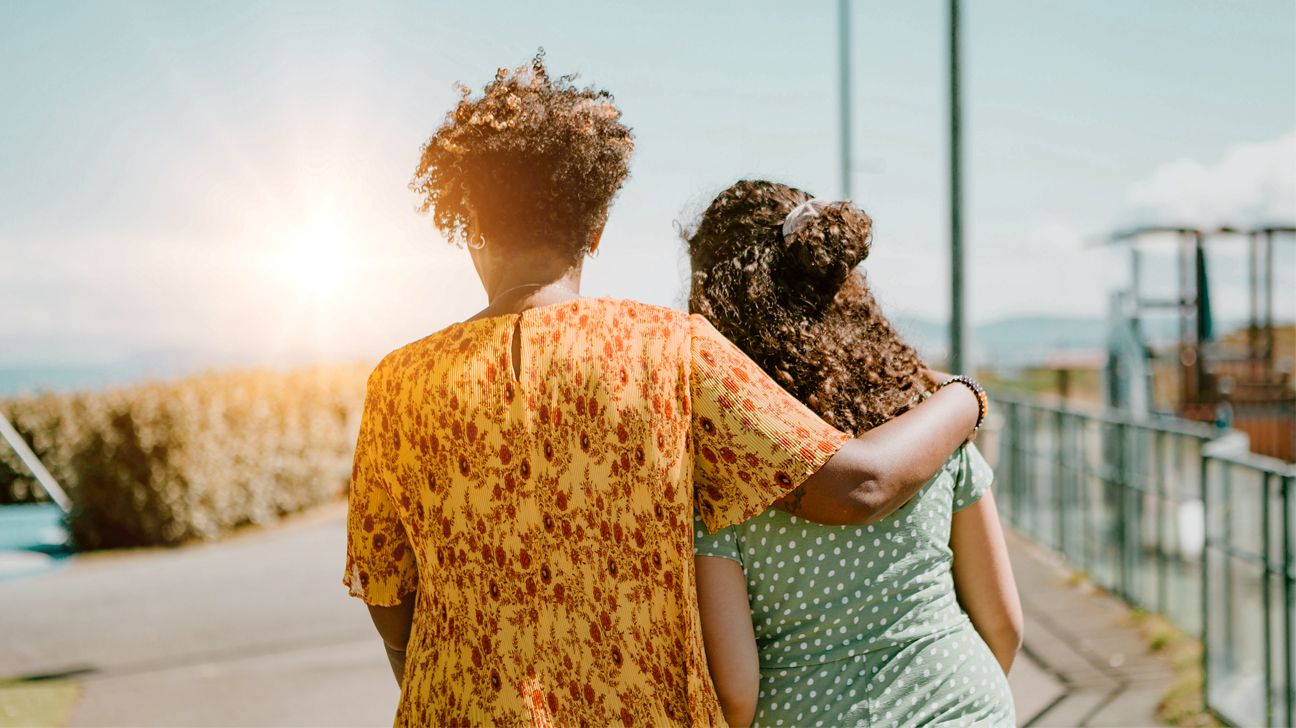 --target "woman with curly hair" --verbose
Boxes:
[687,180,1022,727]
[344,56,986,727]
